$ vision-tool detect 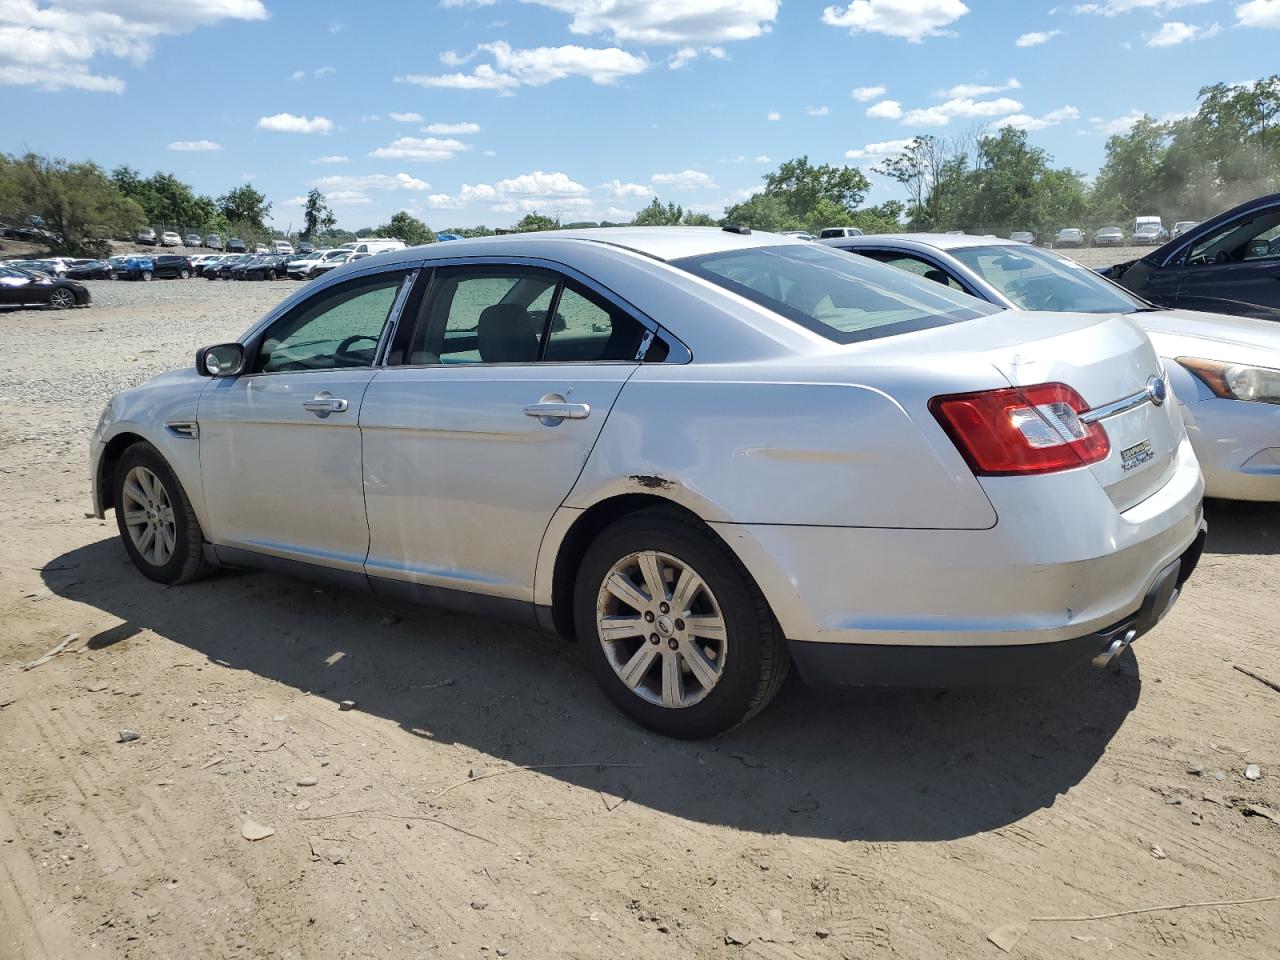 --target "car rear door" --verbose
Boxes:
[197,266,418,573]
[359,262,654,605]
